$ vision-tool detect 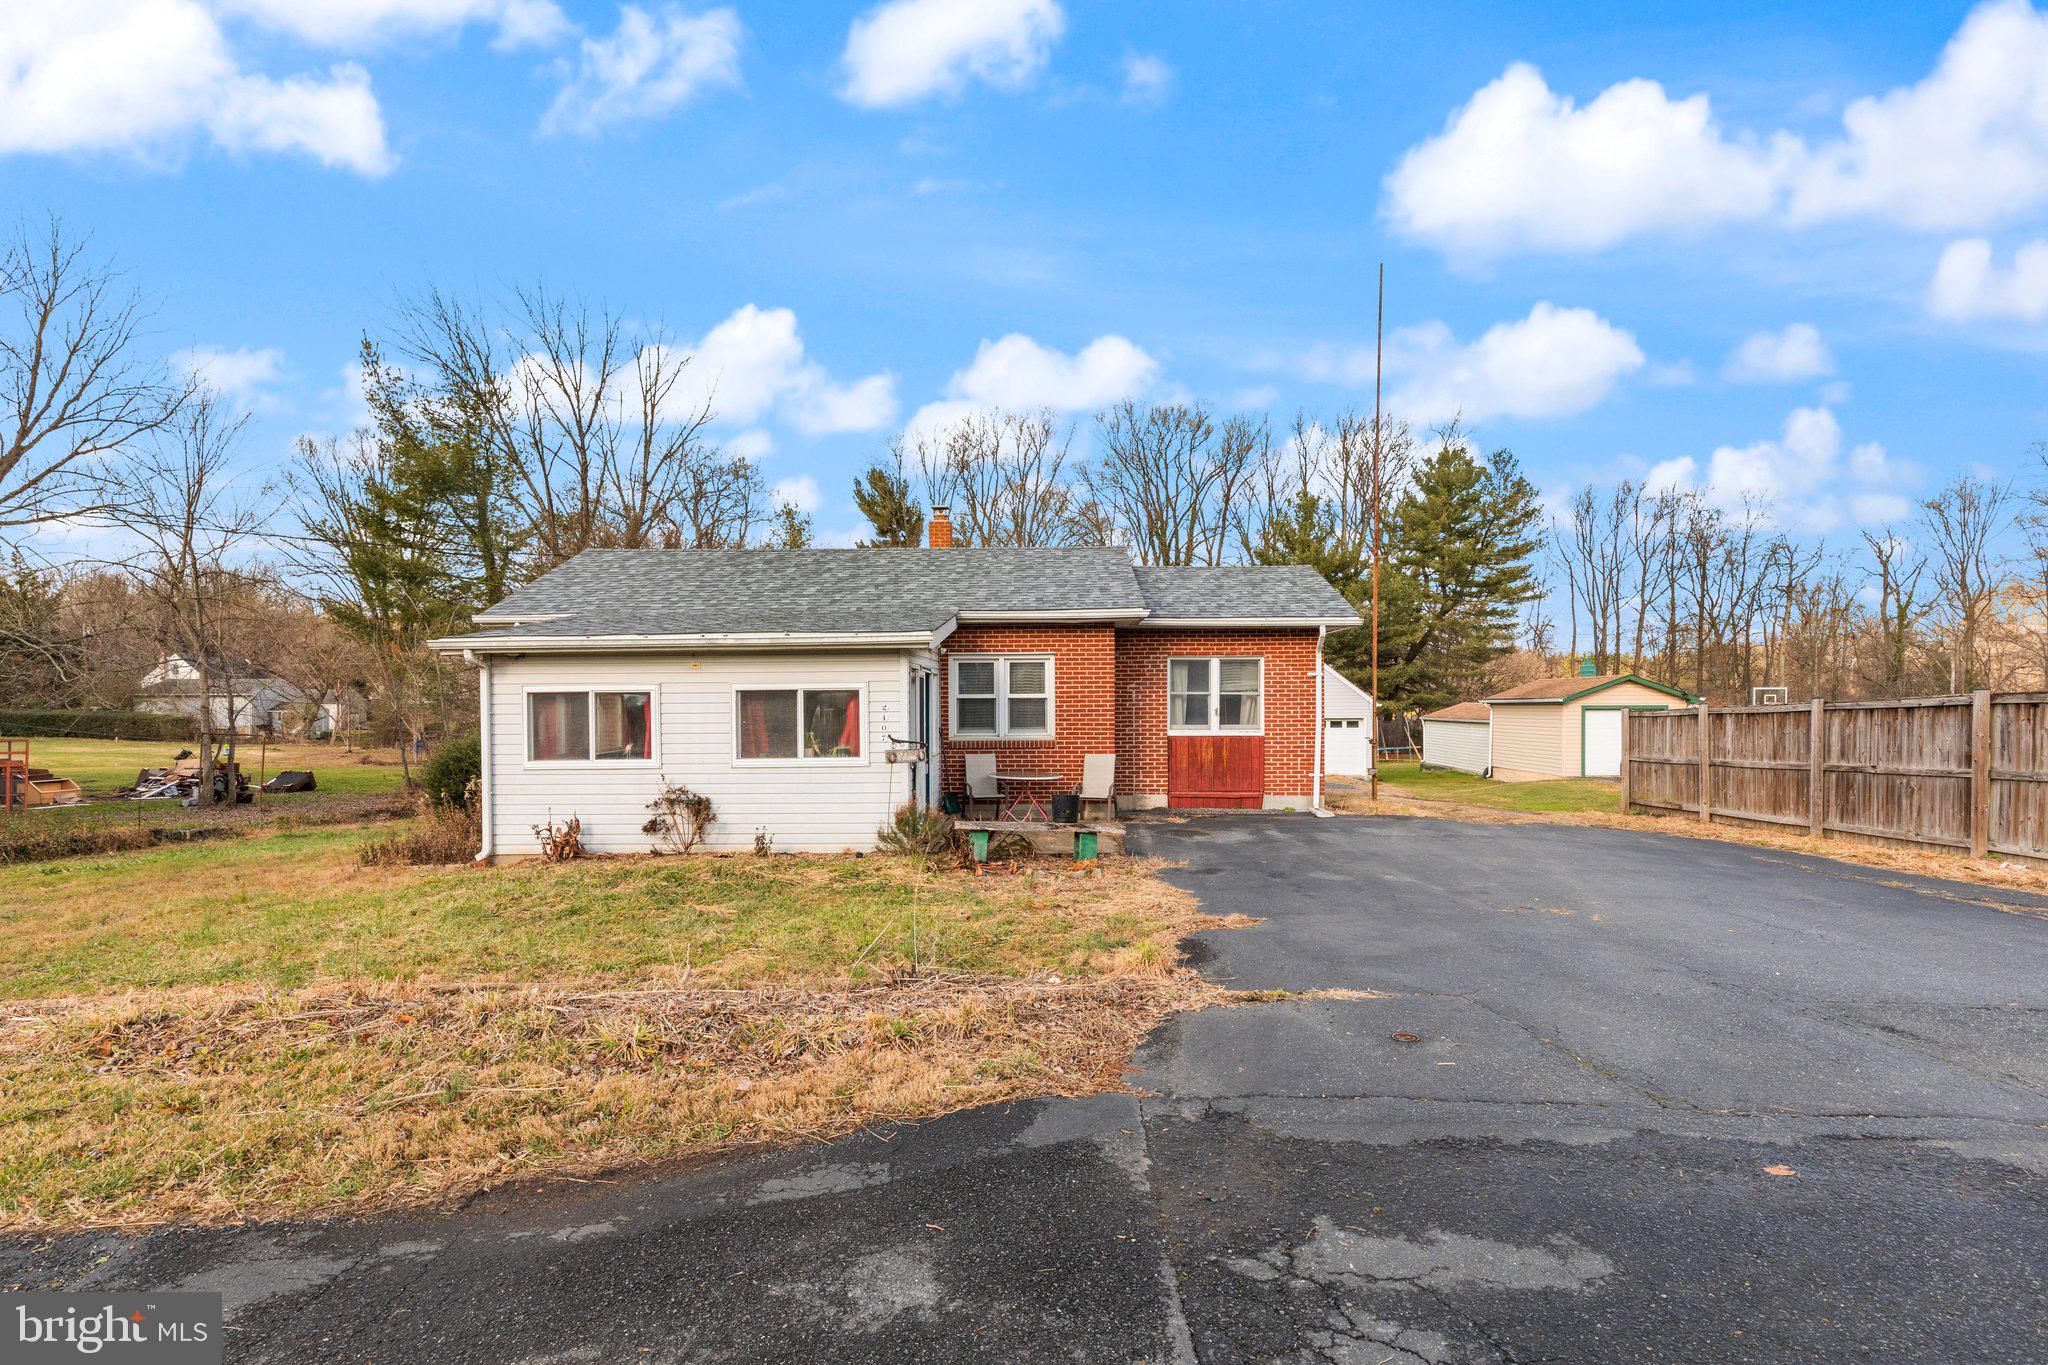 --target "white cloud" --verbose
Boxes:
[770,474,821,513]
[0,1,392,175]
[219,0,569,49]
[1384,0,2048,258]
[677,305,898,434]
[1121,53,1173,107]
[1383,303,1645,424]
[1927,237,2048,321]
[791,374,900,435]
[725,428,774,461]
[542,5,742,136]
[171,345,286,403]
[1723,323,1835,384]
[839,0,1064,109]
[904,332,1157,442]
[950,333,1157,409]
[1383,63,1787,257]
[1646,406,1912,529]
